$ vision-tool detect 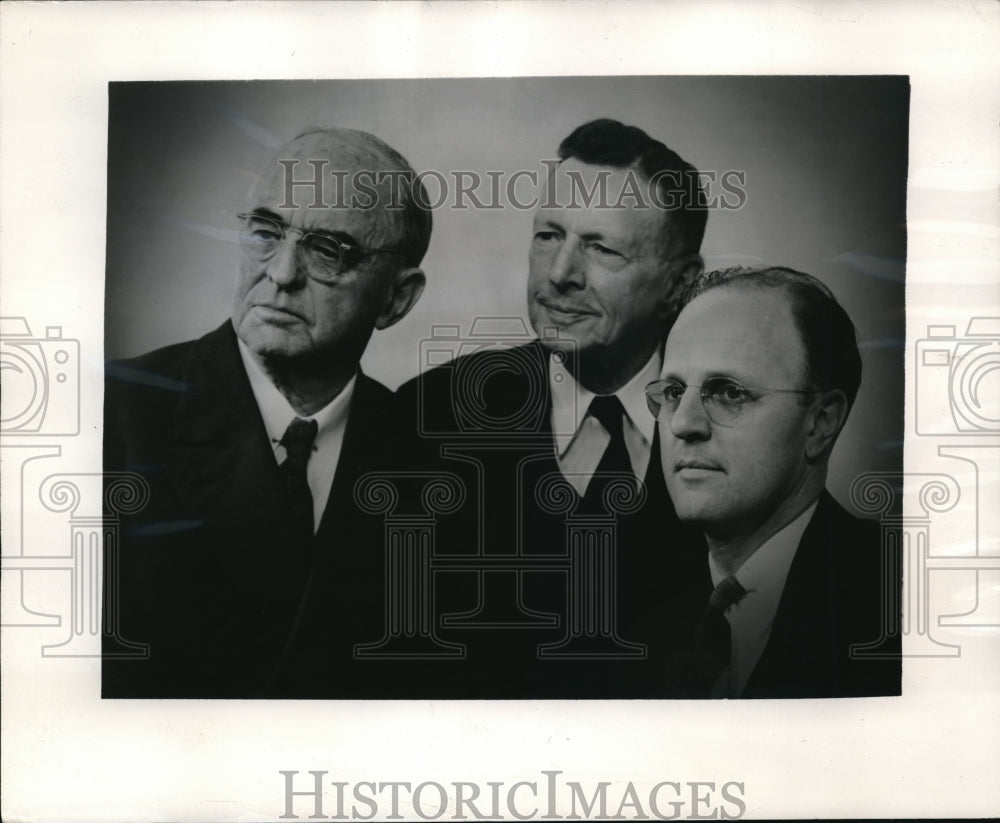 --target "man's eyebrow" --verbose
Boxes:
[248,207,286,223]
[659,369,743,383]
[534,218,565,232]
[248,208,359,245]
[659,369,686,383]
[534,218,624,247]
[578,229,624,247]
